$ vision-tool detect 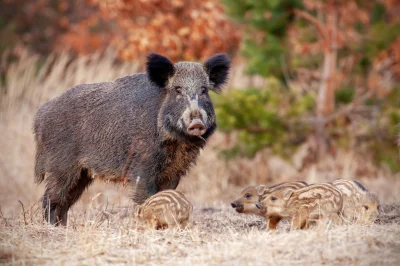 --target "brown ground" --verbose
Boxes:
[1,203,400,265]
